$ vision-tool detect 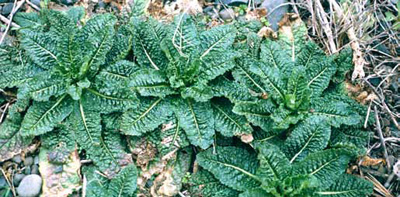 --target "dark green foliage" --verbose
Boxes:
[0,6,374,197]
